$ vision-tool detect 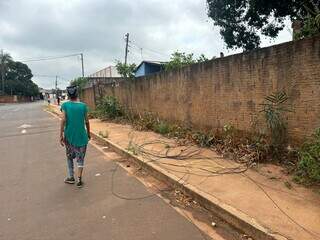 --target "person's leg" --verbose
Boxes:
[67,158,75,178]
[64,143,76,184]
[75,145,87,187]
